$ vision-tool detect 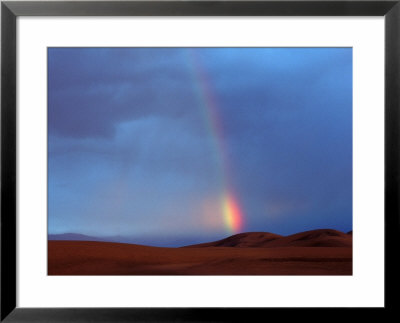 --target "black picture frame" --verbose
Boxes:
[1,0,399,321]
